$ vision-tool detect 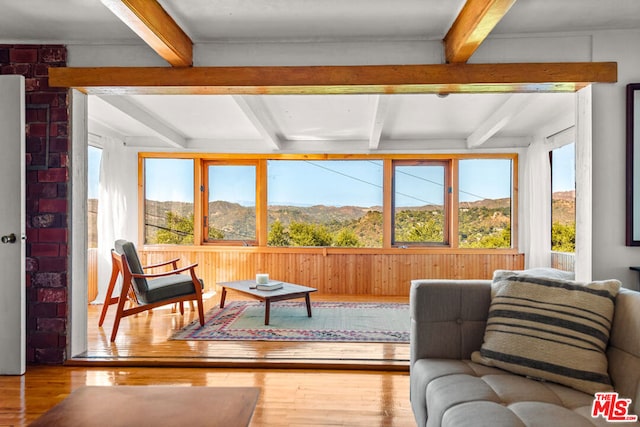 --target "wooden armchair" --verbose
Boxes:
[98,240,205,342]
